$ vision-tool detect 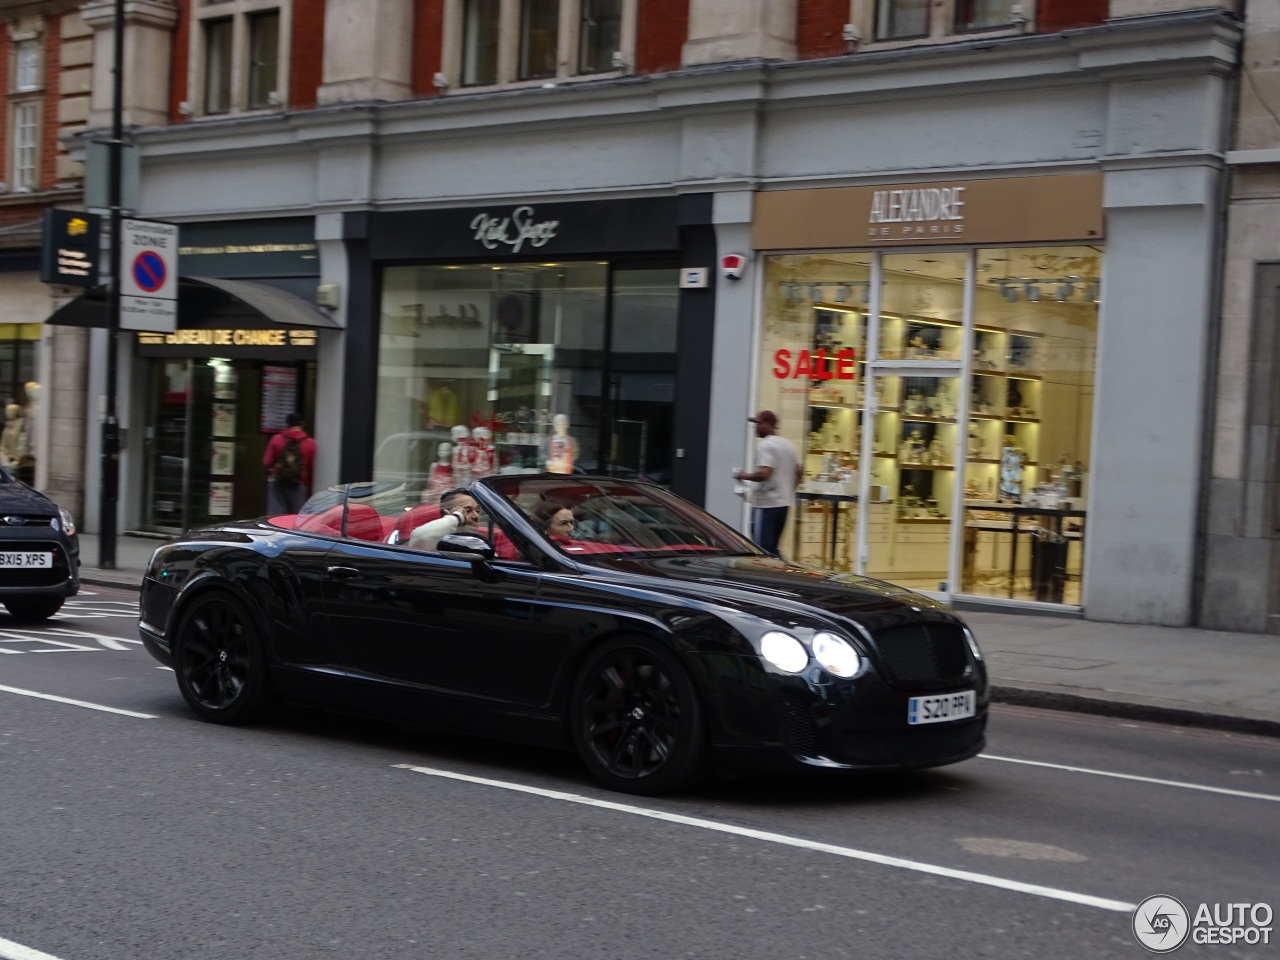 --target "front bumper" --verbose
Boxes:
[700,652,989,775]
[0,535,79,599]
